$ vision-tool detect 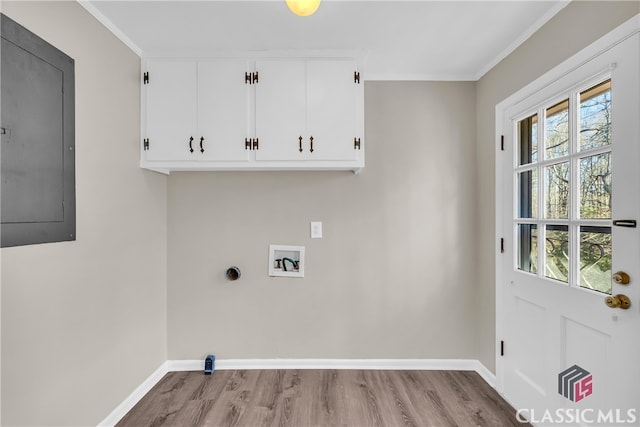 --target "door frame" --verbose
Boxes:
[495,15,640,398]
